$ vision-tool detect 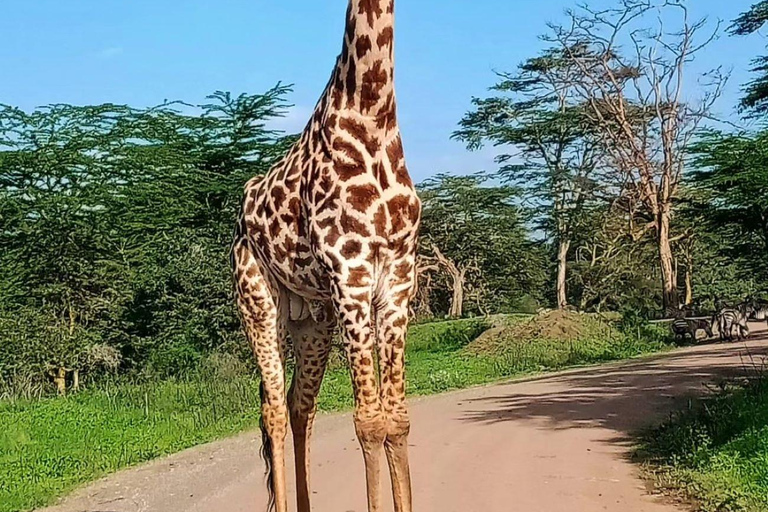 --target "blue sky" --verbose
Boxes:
[0,1,763,183]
